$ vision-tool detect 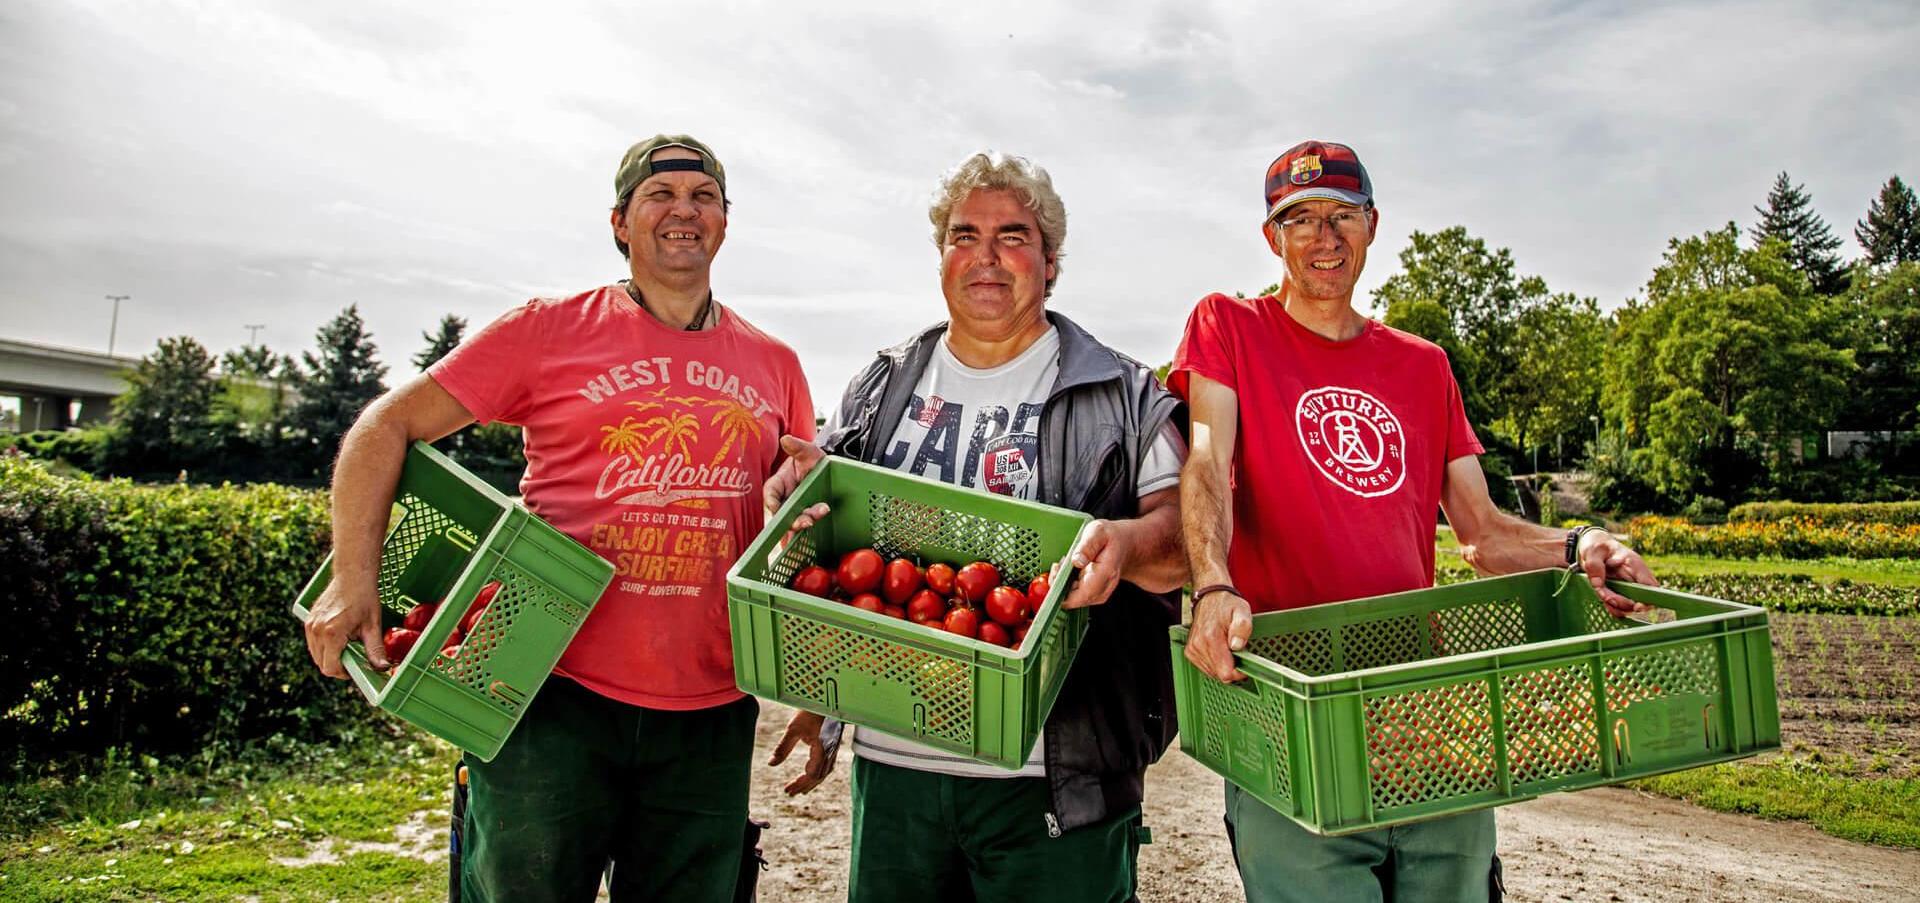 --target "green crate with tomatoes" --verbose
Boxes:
[291,441,614,762]
[1168,569,1781,835]
[727,457,1092,770]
